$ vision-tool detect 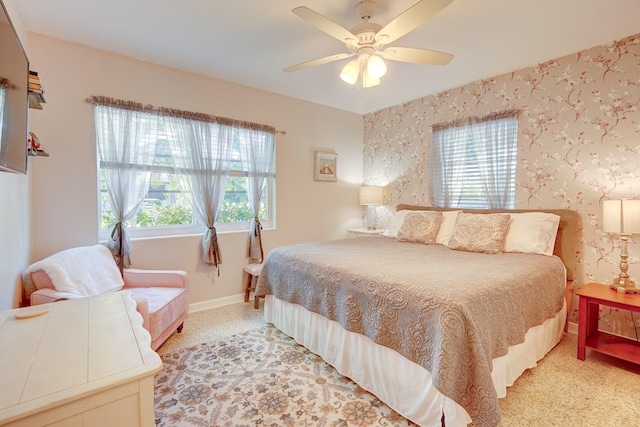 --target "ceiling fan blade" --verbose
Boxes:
[375,0,453,45]
[292,6,357,44]
[283,52,355,73]
[380,47,454,65]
